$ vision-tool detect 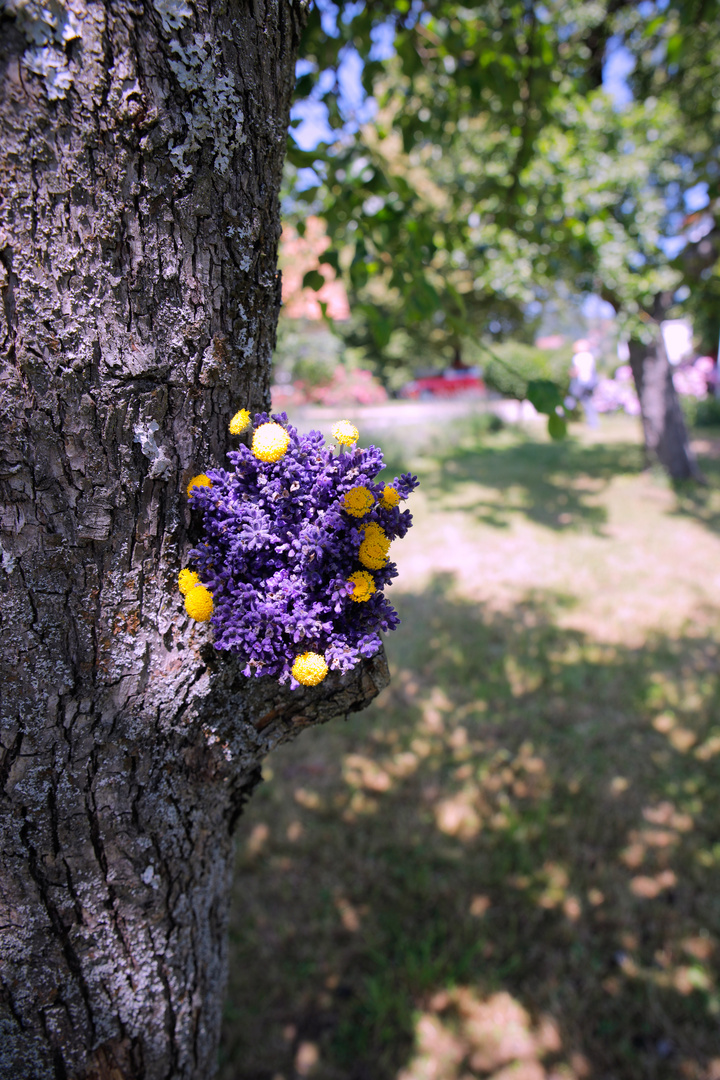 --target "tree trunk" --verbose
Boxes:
[629,335,703,481]
[0,3,389,1077]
